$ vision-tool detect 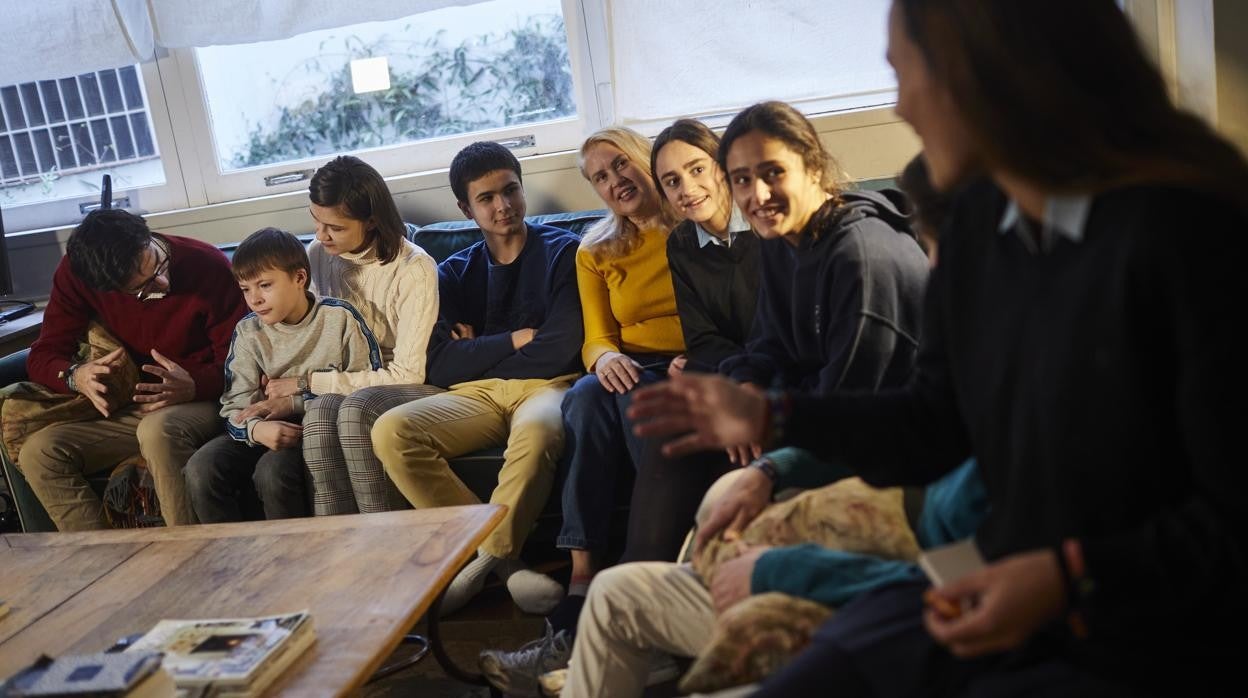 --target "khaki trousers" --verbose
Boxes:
[17,401,222,531]
[372,374,575,558]
[564,469,750,697]
[565,562,715,698]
